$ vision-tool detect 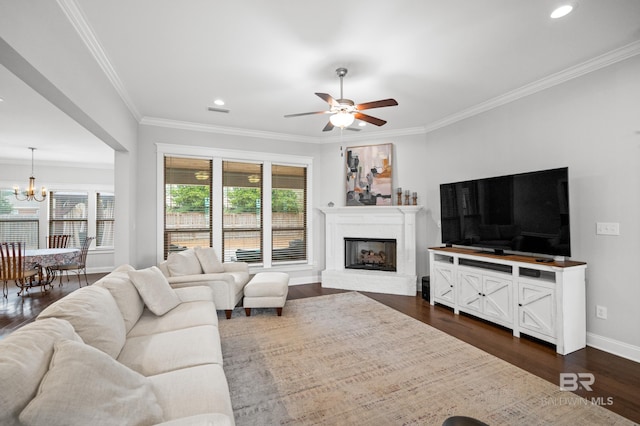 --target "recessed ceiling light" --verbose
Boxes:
[551,4,573,19]
[213,99,225,106]
[358,121,366,127]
